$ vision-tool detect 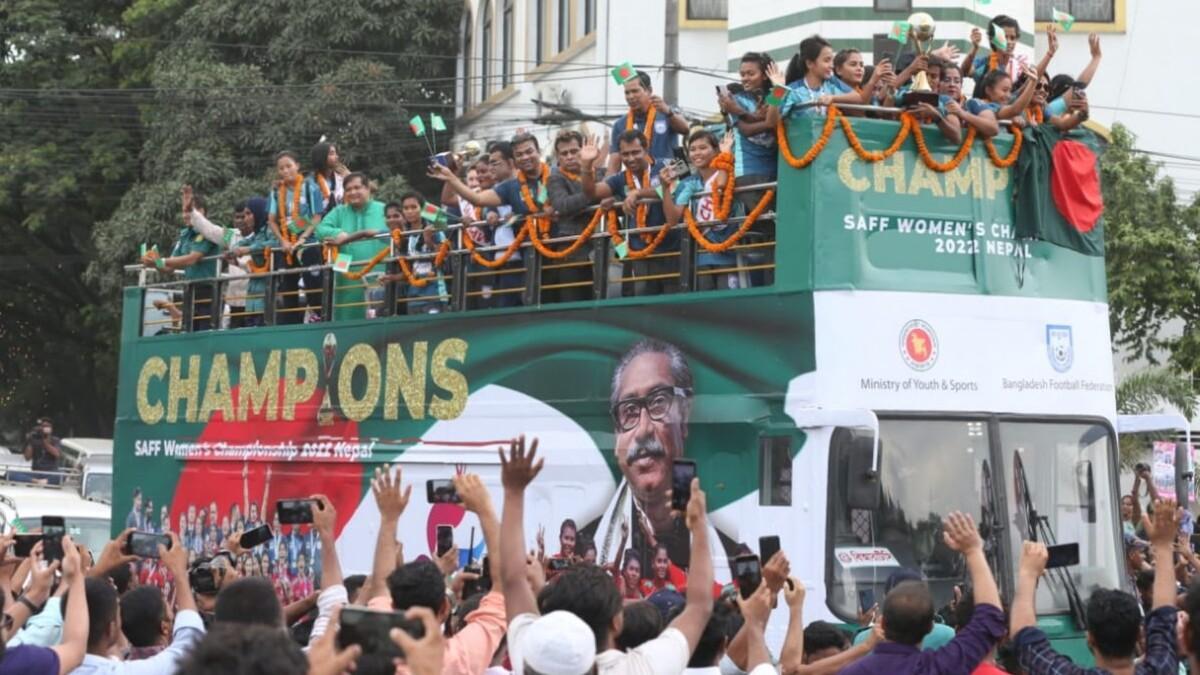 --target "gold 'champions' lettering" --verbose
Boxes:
[836,149,1007,200]
[134,338,470,425]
